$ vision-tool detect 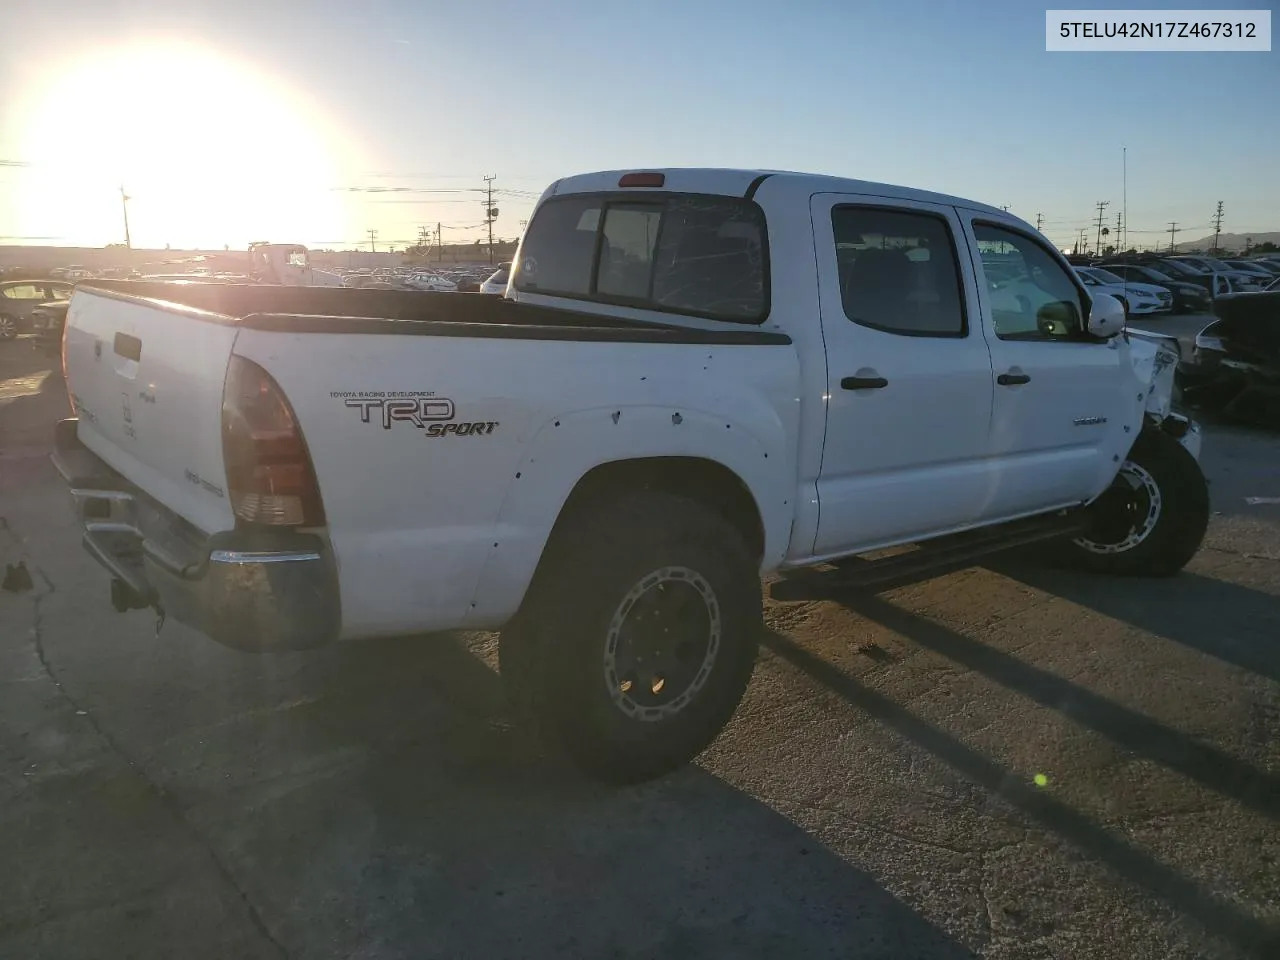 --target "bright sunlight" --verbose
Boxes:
[8,40,358,248]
